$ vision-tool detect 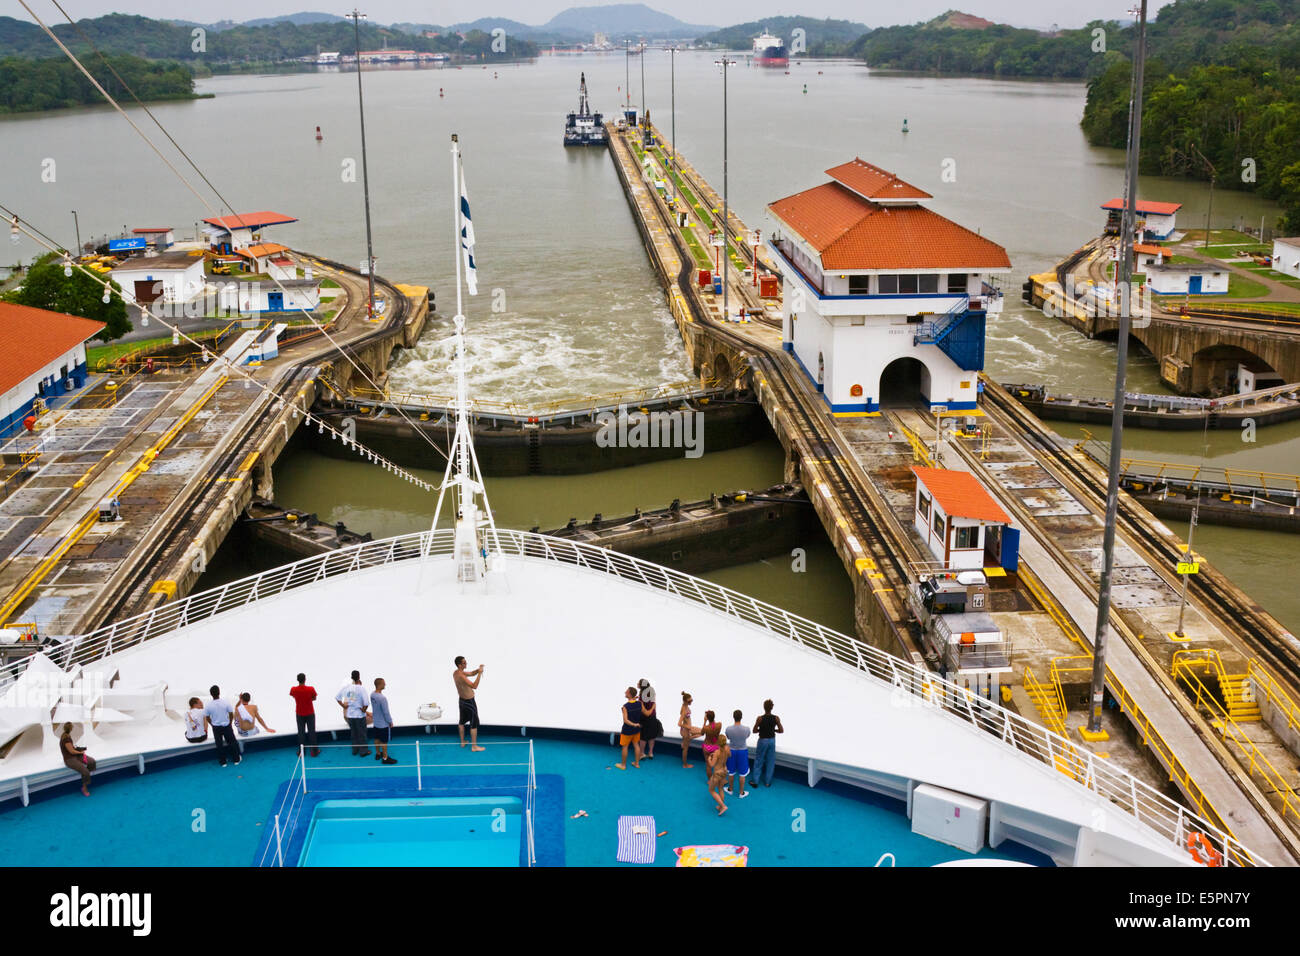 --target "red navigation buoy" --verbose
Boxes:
[439,87,445,98]
[315,125,323,141]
